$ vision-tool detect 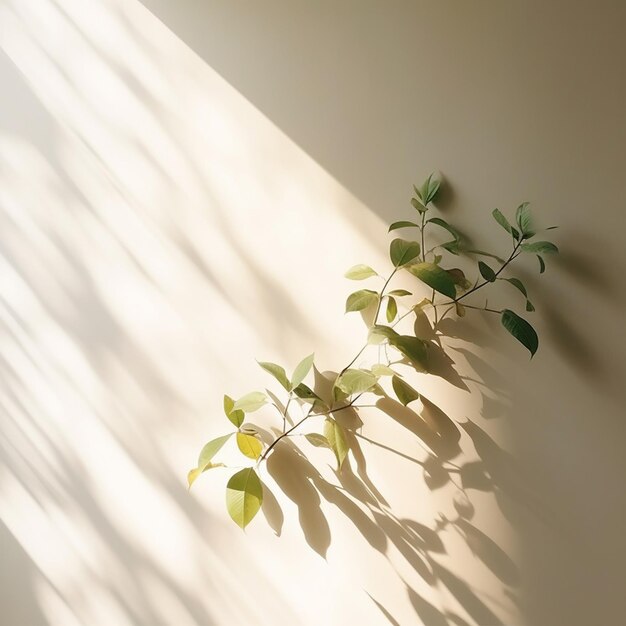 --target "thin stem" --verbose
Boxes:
[460,303,502,314]
[259,396,363,463]
[454,240,522,304]
[281,397,292,432]
[420,212,426,262]
[340,268,397,375]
